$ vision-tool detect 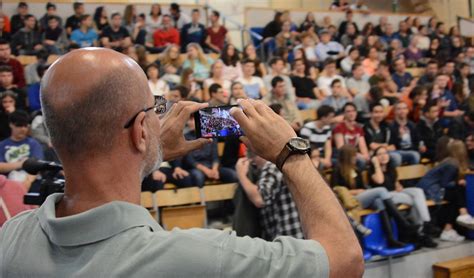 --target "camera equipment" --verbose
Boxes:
[23,159,65,205]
